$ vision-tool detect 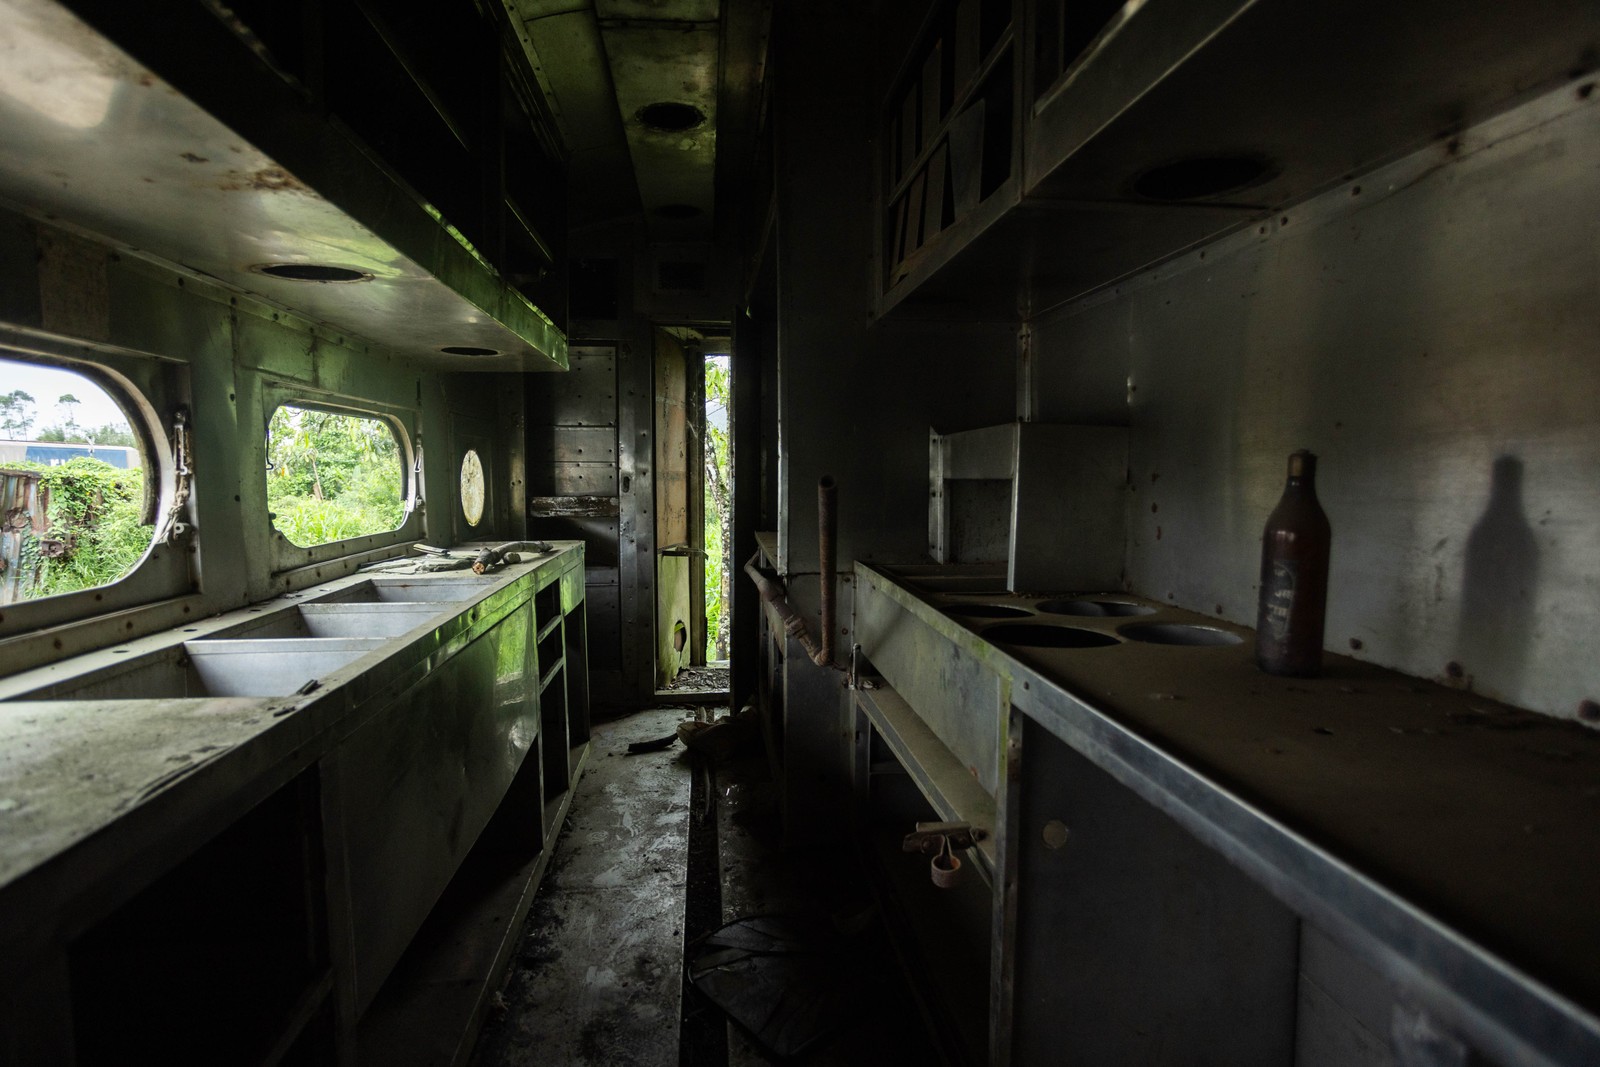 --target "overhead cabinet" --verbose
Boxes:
[874,0,1600,317]
[879,0,1021,313]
